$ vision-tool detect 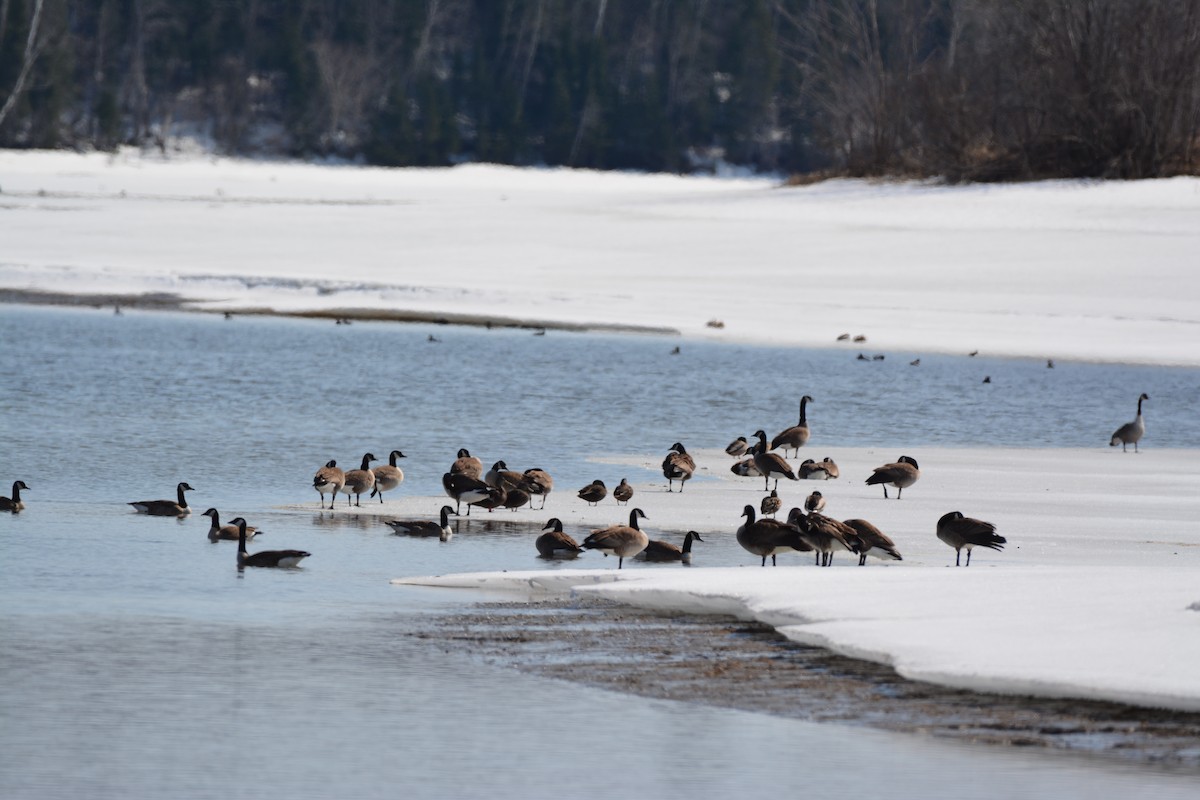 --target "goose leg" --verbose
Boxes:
[966,550,973,567]
[618,557,624,569]
[761,555,767,567]
[859,553,867,566]
[897,487,903,500]
[955,550,962,566]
